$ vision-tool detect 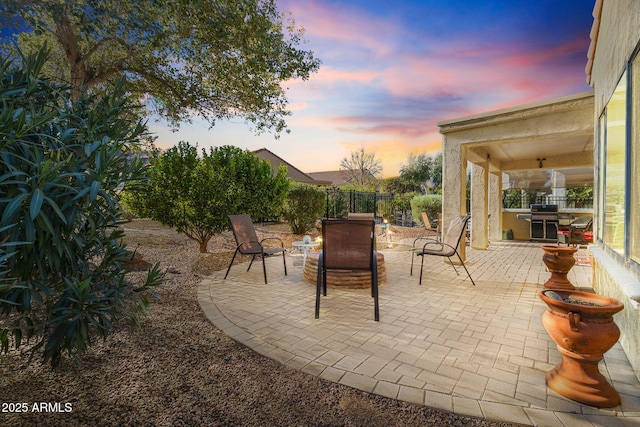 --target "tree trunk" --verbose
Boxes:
[53,8,87,102]
[199,239,210,253]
